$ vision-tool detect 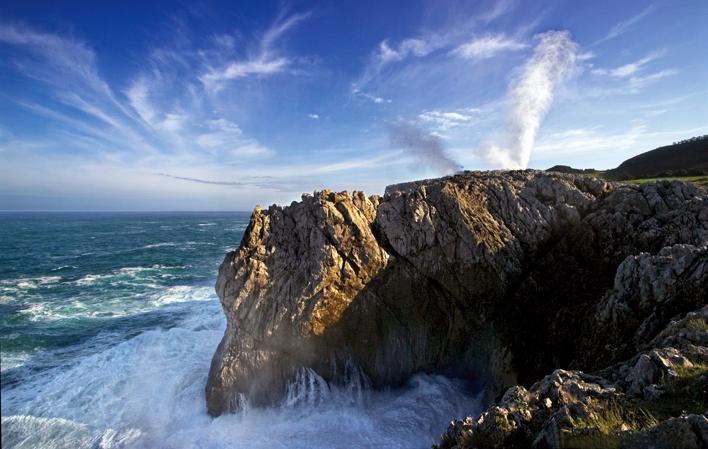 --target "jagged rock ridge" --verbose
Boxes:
[205,170,707,447]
